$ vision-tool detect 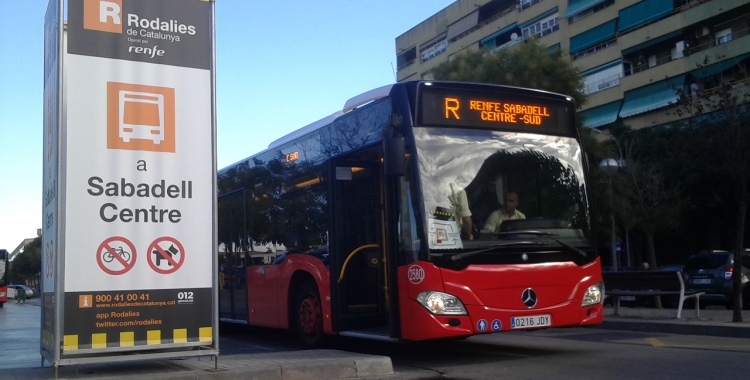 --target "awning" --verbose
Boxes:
[618,0,674,33]
[480,22,519,48]
[569,19,617,54]
[622,31,683,56]
[579,101,622,128]
[691,53,750,79]
[619,75,686,118]
[581,59,622,77]
[564,0,606,18]
[519,7,559,29]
